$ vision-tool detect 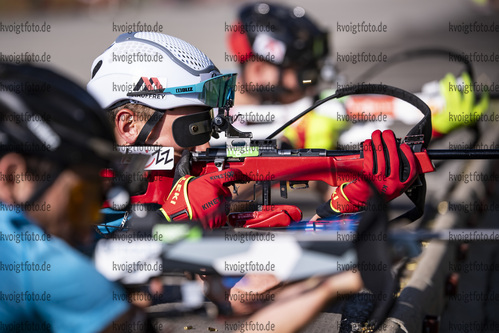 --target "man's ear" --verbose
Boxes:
[115,109,140,145]
[0,153,30,204]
